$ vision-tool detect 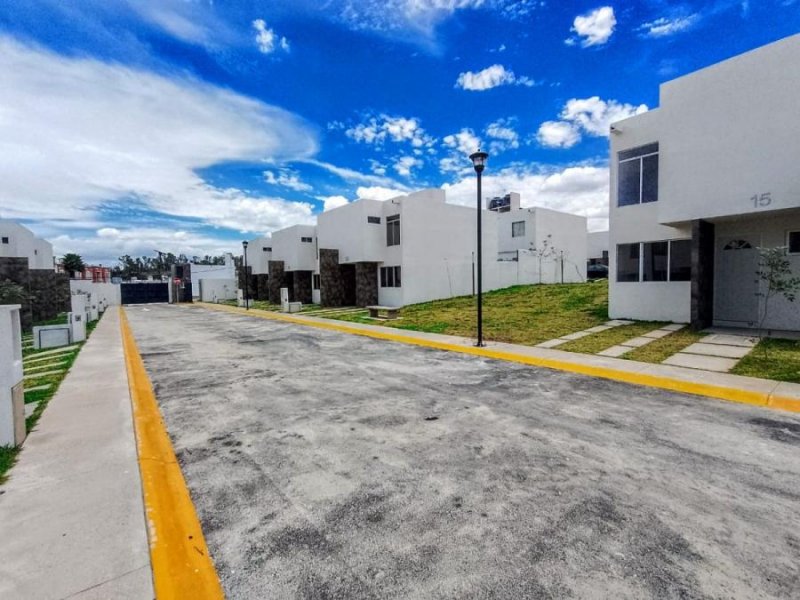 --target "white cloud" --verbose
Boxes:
[263,168,312,192]
[298,159,411,191]
[355,186,408,201]
[442,128,482,155]
[567,6,616,47]
[485,118,519,153]
[639,14,700,37]
[253,19,290,54]
[536,121,581,149]
[319,195,350,211]
[0,36,318,235]
[345,114,434,147]
[455,64,534,91]
[442,164,611,228]
[393,155,423,176]
[536,97,648,148]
